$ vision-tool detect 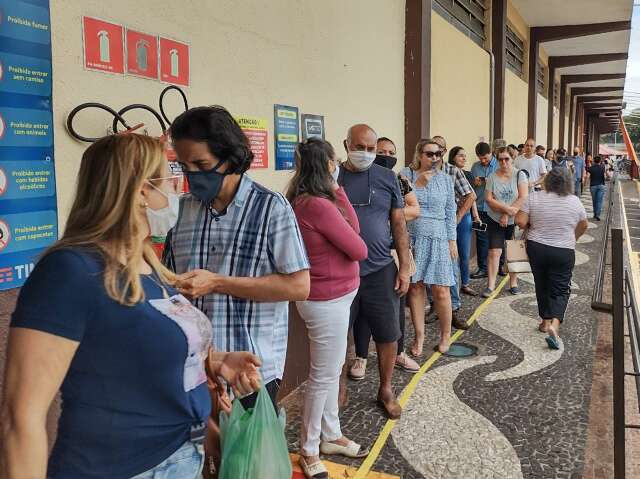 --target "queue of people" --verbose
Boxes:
[0,105,598,479]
